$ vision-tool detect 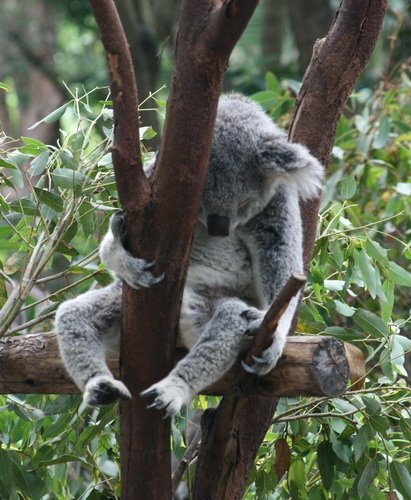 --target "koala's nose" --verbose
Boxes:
[207,214,230,237]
